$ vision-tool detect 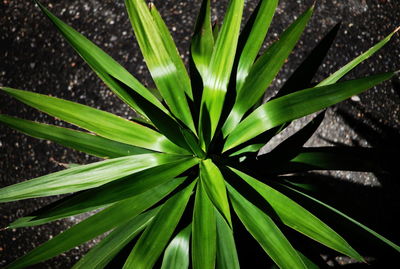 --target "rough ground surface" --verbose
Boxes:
[0,0,399,267]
